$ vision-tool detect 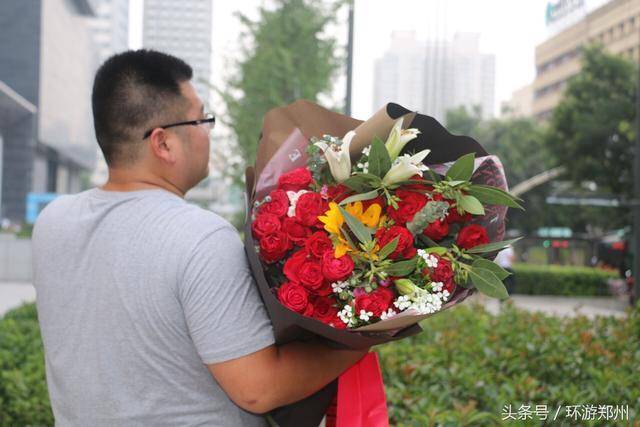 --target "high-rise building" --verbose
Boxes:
[533,0,640,120]
[373,32,426,116]
[88,0,130,188]
[448,33,496,121]
[142,0,213,103]
[89,0,130,62]
[373,32,495,123]
[0,0,99,223]
[501,84,534,119]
